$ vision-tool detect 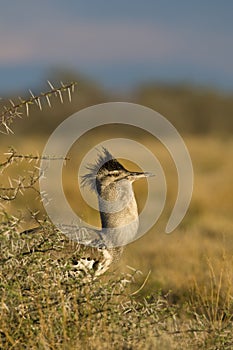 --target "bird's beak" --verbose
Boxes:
[127,171,155,181]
